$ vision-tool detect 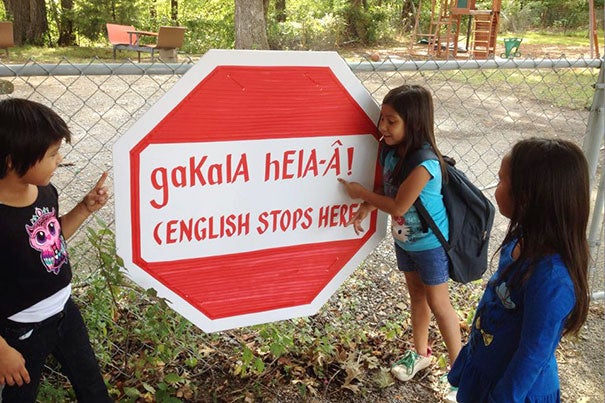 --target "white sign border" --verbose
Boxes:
[113,50,386,332]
